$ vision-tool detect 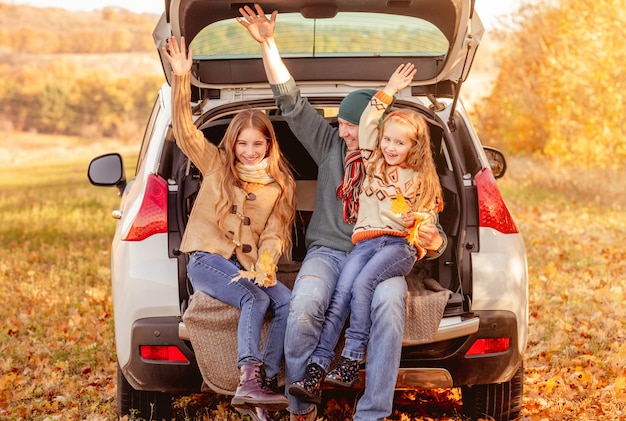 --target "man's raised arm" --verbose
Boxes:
[237,4,291,85]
